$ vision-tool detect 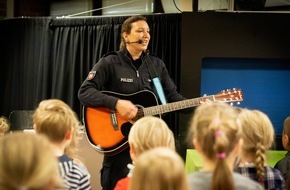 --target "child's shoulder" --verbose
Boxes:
[73,158,90,175]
